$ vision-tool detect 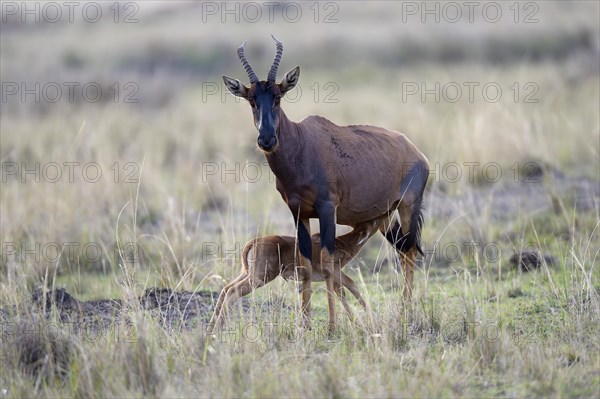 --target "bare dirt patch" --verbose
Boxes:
[1,287,221,335]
